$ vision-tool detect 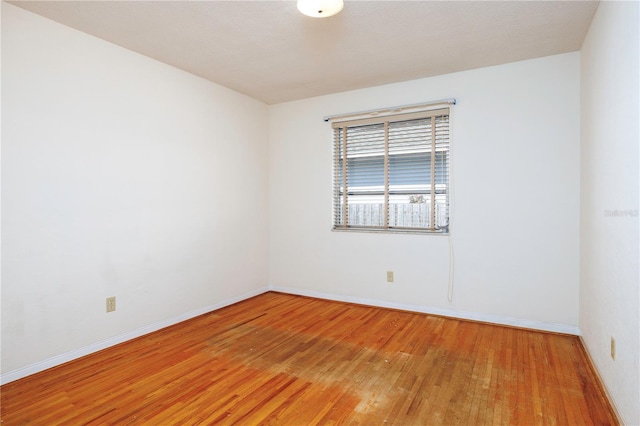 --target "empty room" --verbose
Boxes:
[1,0,638,424]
